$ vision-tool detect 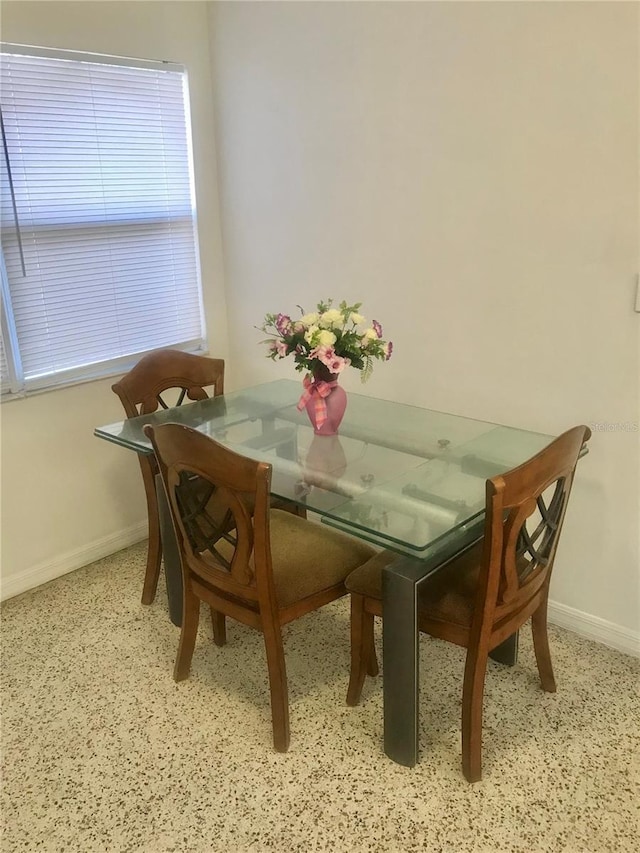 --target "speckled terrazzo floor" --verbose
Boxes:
[1,542,639,853]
